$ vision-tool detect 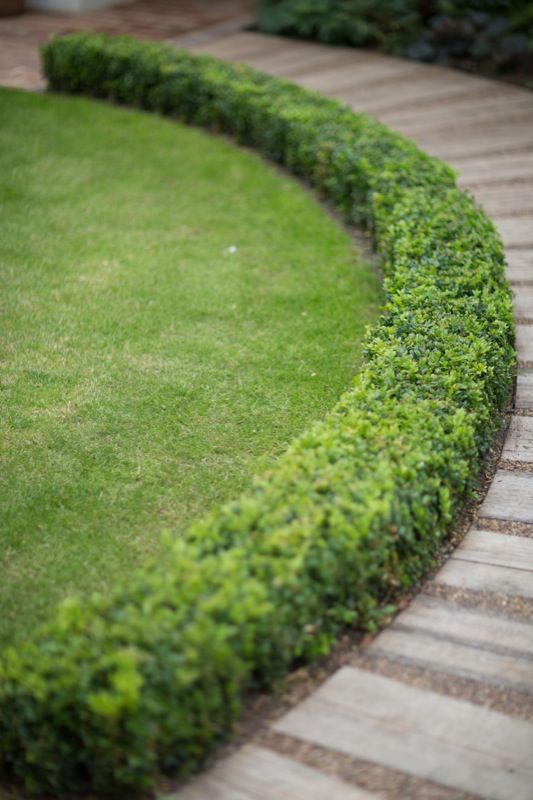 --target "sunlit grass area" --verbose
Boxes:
[0,87,380,646]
